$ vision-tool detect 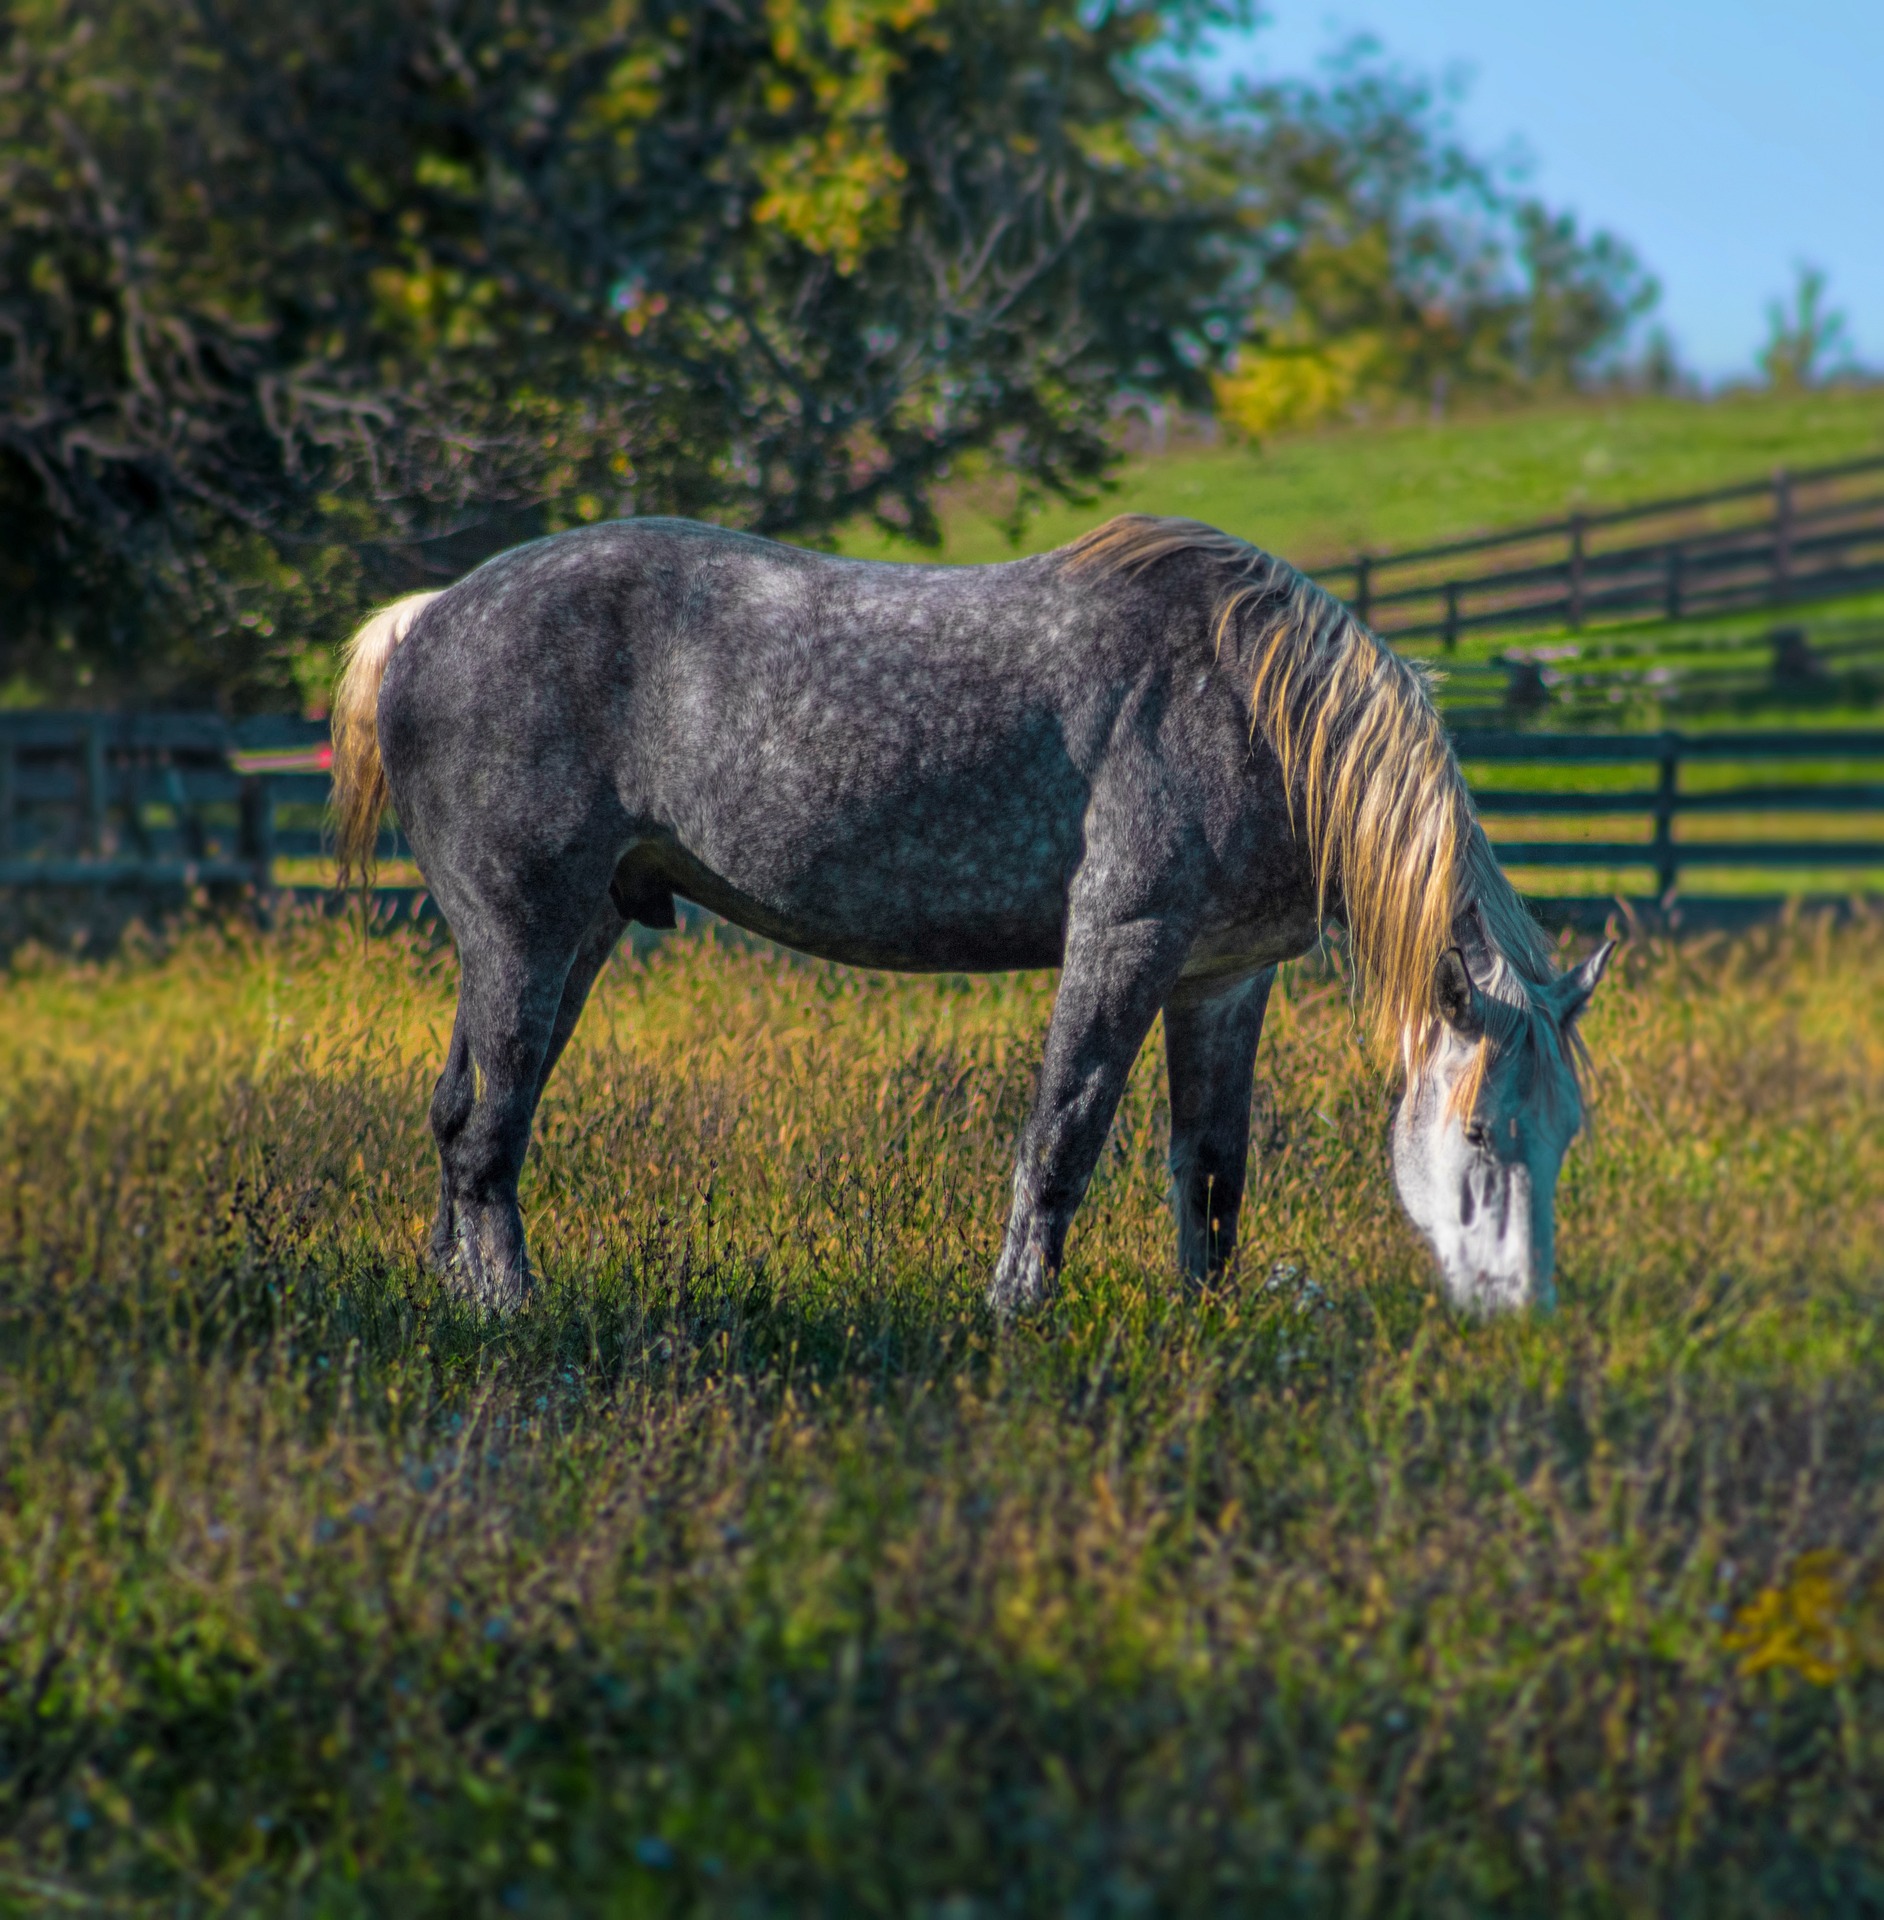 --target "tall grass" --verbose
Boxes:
[1,912,1881,1915]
